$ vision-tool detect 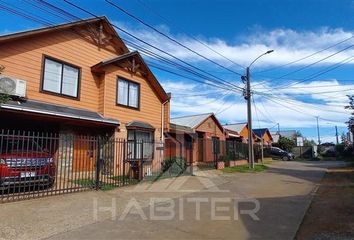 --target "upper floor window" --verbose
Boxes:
[117,78,140,109]
[42,57,80,98]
